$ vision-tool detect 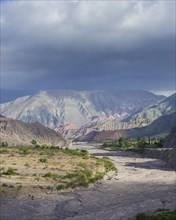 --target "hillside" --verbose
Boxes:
[0,115,67,146]
[0,90,164,128]
[76,112,176,142]
[123,93,176,125]
[60,119,138,139]
[163,127,176,148]
[75,130,127,142]
[127,112,176,138]
[58,93,175,139]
